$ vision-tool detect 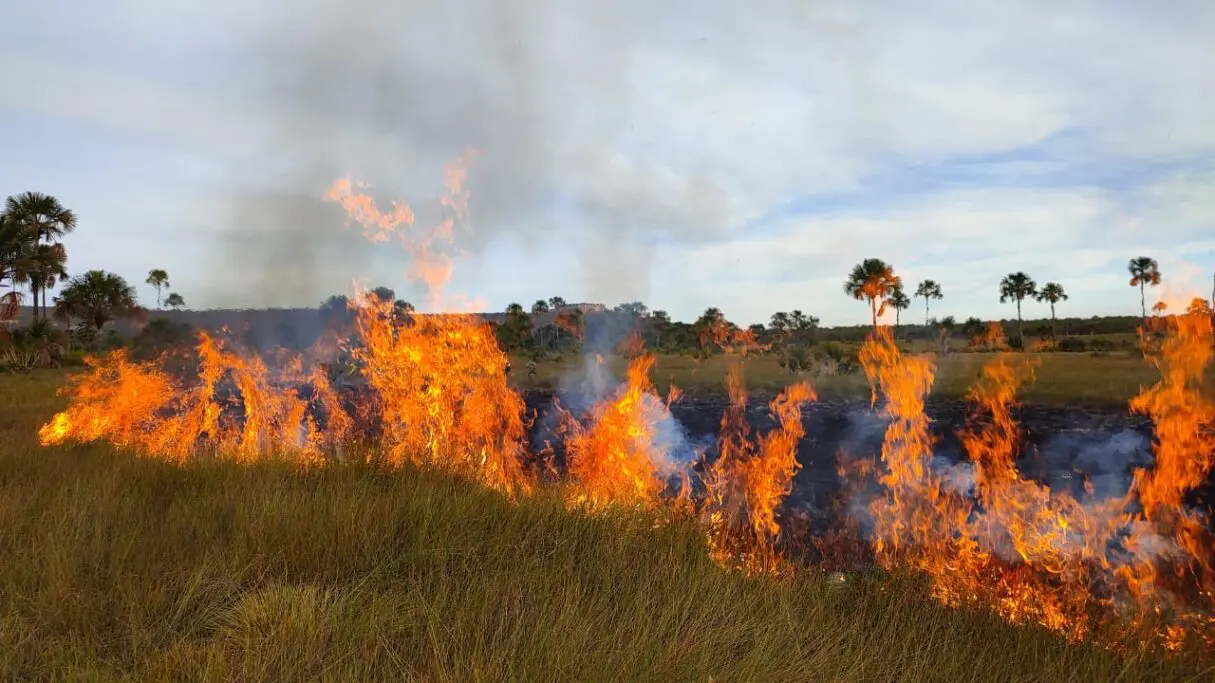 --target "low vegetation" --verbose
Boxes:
[2,372,1211,681]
